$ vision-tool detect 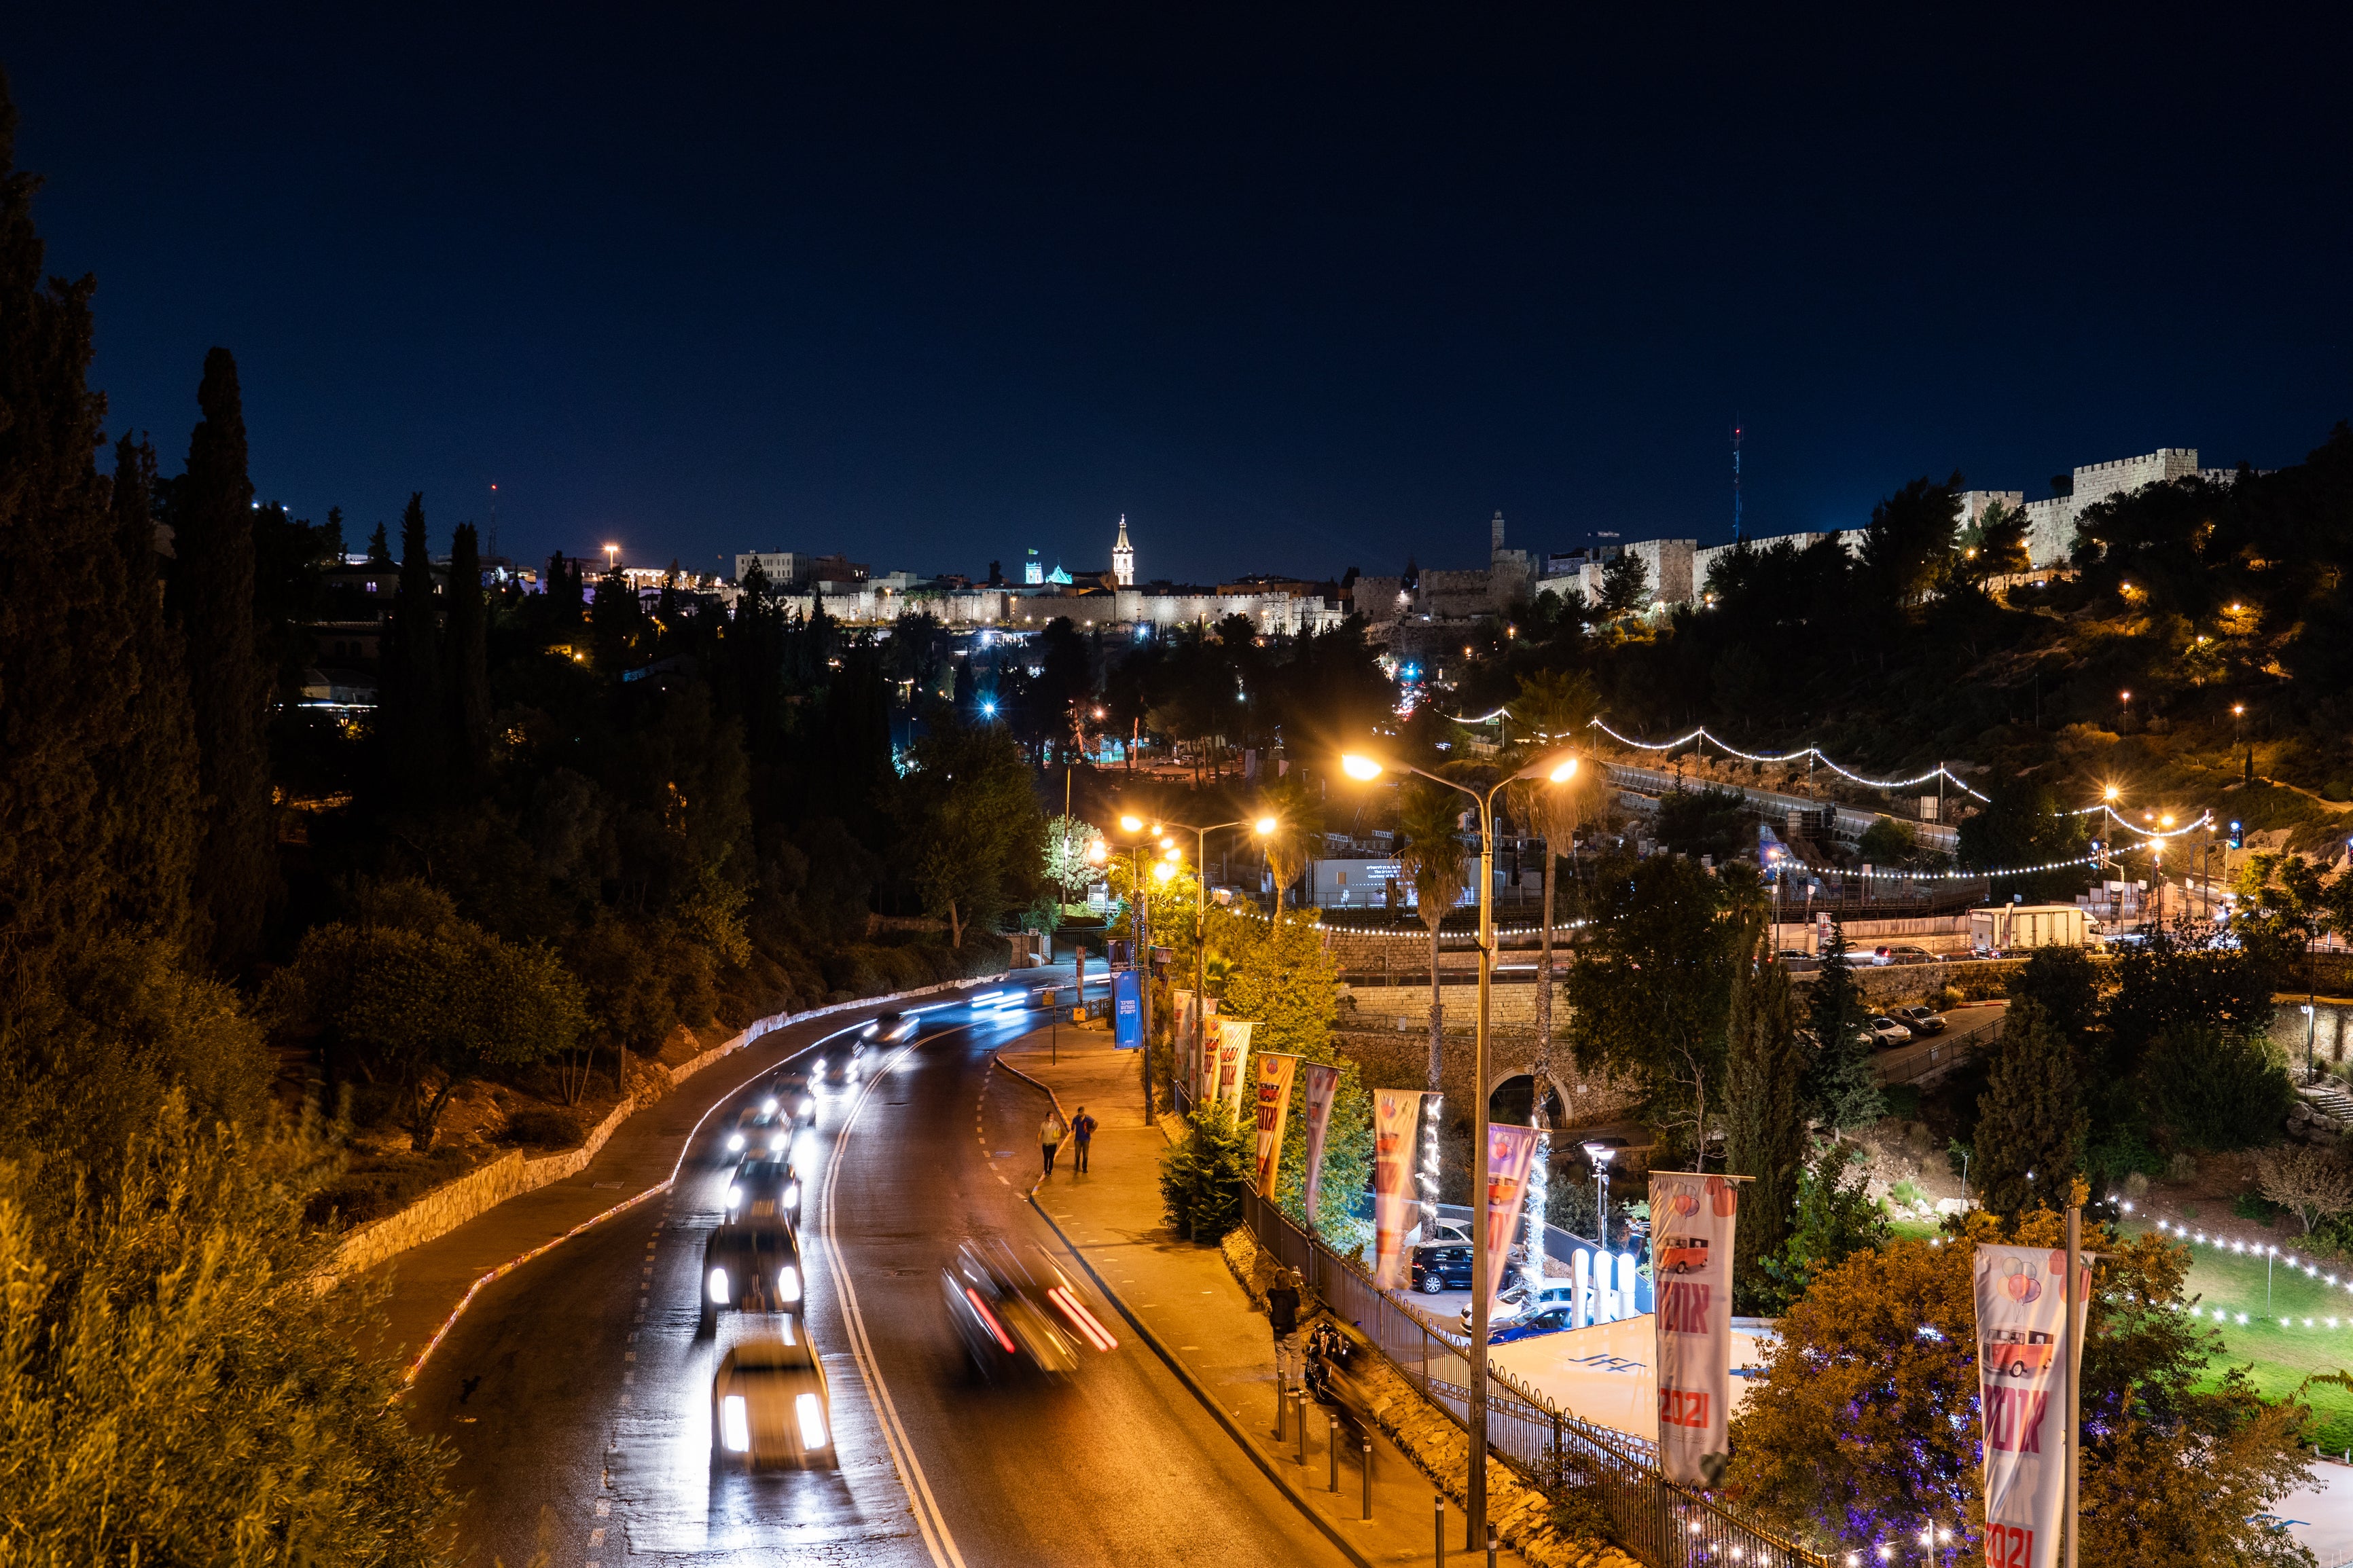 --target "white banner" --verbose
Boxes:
[1976,1244,2092,1568]
[1650,1172,1741,1487]
[1483,1125,1540,1328]
[1371,1089,1422,1290]
[1215,1019,1253,1116]
[1300,1063,1341,1222]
